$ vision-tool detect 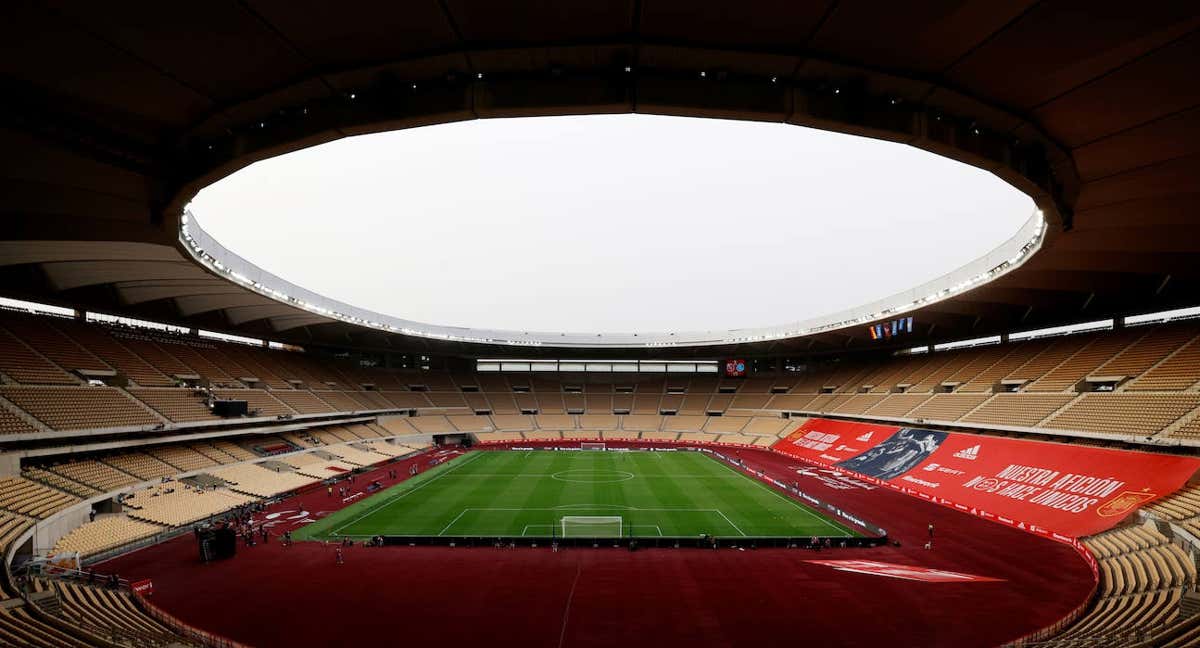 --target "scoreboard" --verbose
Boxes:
[869,316,914,340]
[724,359,747,377]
